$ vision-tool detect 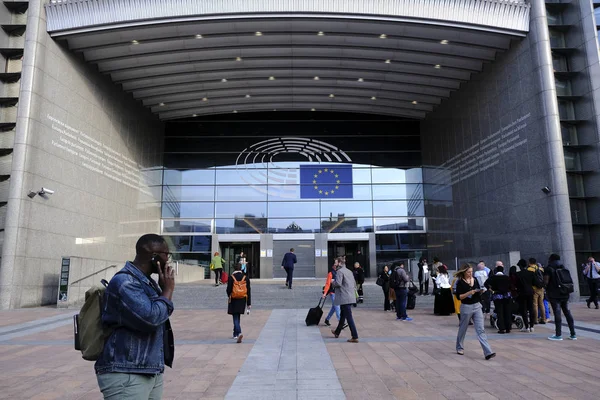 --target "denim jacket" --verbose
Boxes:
[95,262,174,375]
